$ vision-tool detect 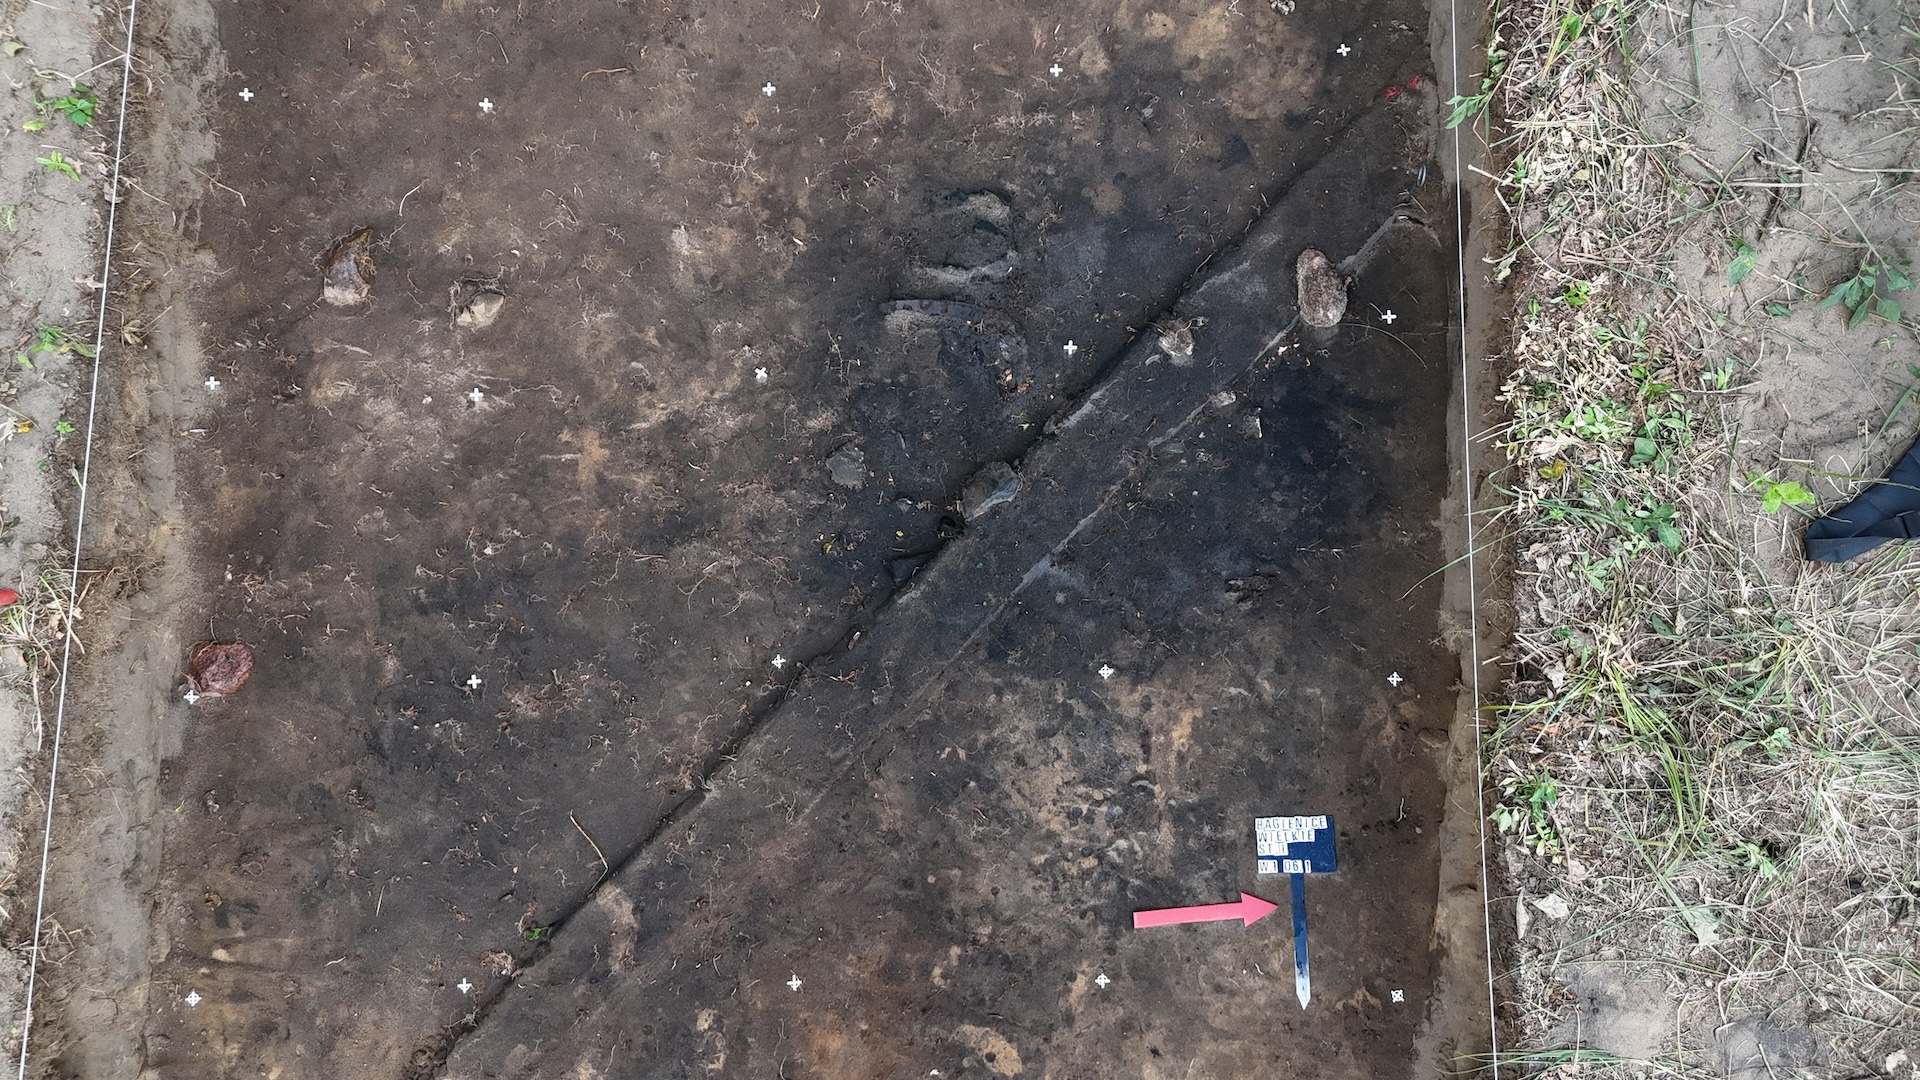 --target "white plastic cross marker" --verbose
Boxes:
[1388,671,1403,687]
[1337,43,1353,56]
[457,978,473,994]
[771,654,788,670]
[478,98,495,113]
[467,387,485,405]
[204,375,221,392]
[184,990,202,1008]
[465,674,483,690]
[1380,310,1398,324]
[1049,63,1064,77]
[1094,972,1111,989]
[1062,340,1079,357]
[1391,988,1405,1002]
[237,88,254,102]
[762,82,777,97]
[787,974,802,991]
[754,367,769,383]
[183,688,201,705]
[1098,664,1116,680]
